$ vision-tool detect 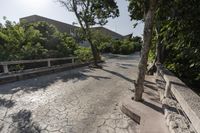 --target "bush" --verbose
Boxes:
[111,39,134,55]
[74,46,93,62]
[90,30,112,53]
[111,40,121,54]
[134,42,142,51]
[56,35,78,57]
[21,42,48,59]
[98,42,111,53]
[0,19,78,61]
[120,39,134,54]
